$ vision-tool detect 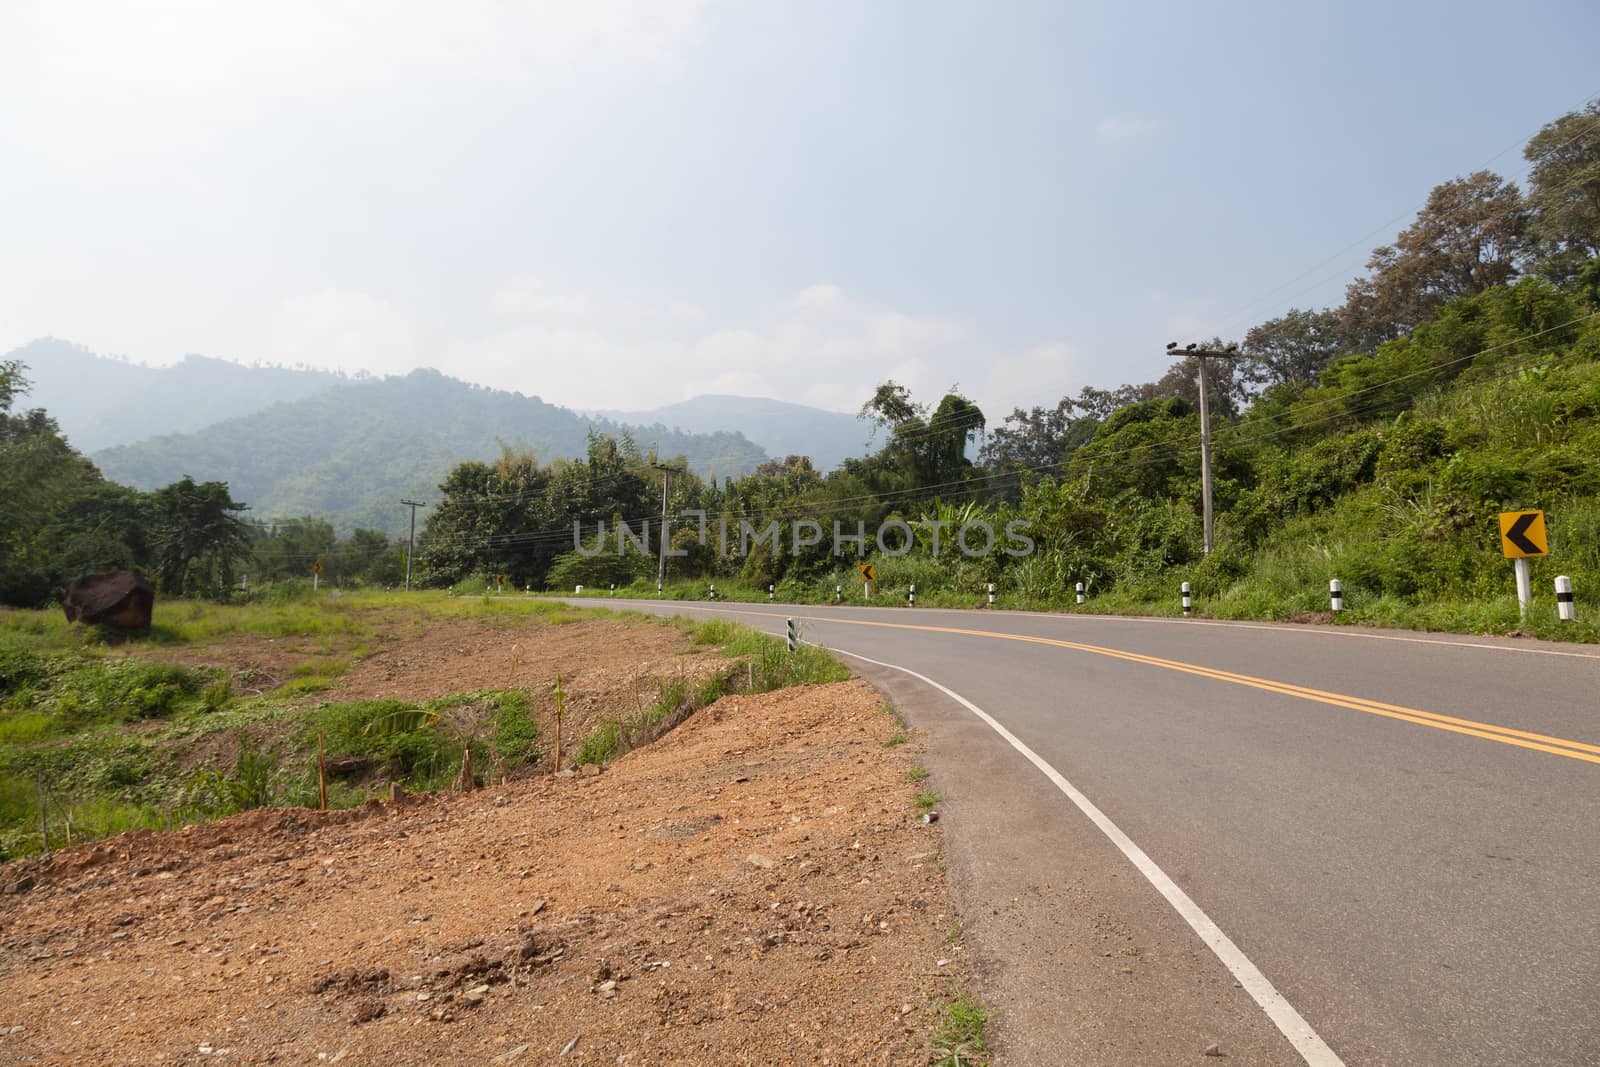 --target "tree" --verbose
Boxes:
[148,477,253,597]
[1342,171,1529,347]
[1241,308,1348,390]
[1523,102,1600,281]
[858,380,921,433]
[980,399,1096,472]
